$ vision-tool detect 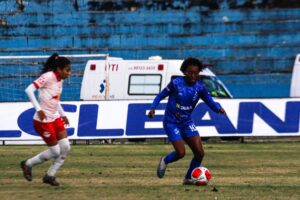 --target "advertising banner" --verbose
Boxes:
[0,99,299,142]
